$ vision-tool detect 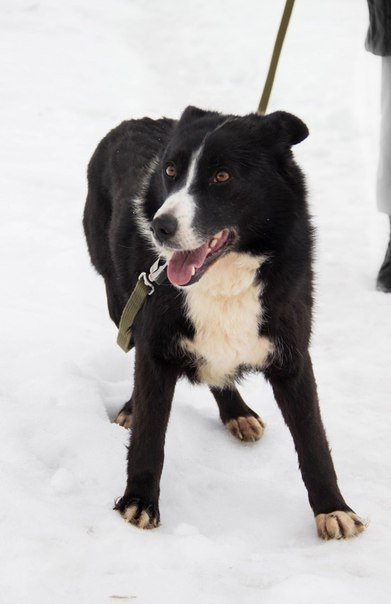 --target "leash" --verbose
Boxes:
[257,0,295,115]
[117,258,167,352]
[116,0,296,352]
